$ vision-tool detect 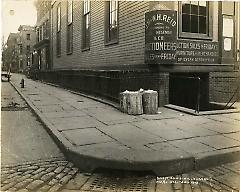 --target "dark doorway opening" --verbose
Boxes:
[169,73,210,112]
